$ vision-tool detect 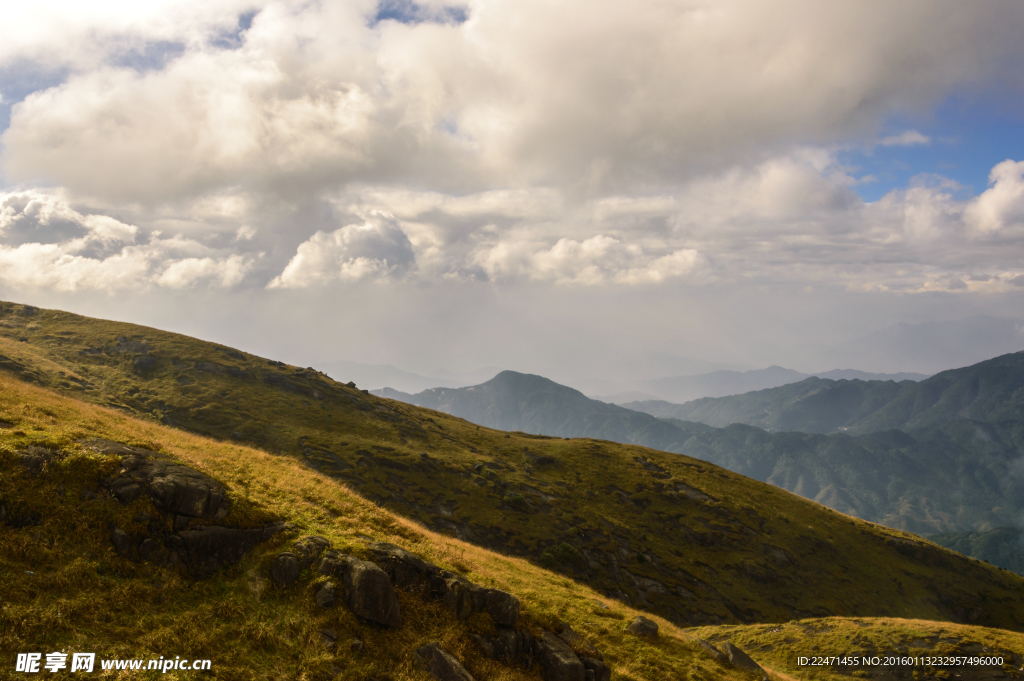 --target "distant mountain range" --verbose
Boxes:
[625,352,1024,434]
[376,353,1024,535]
[596,366,928,404]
